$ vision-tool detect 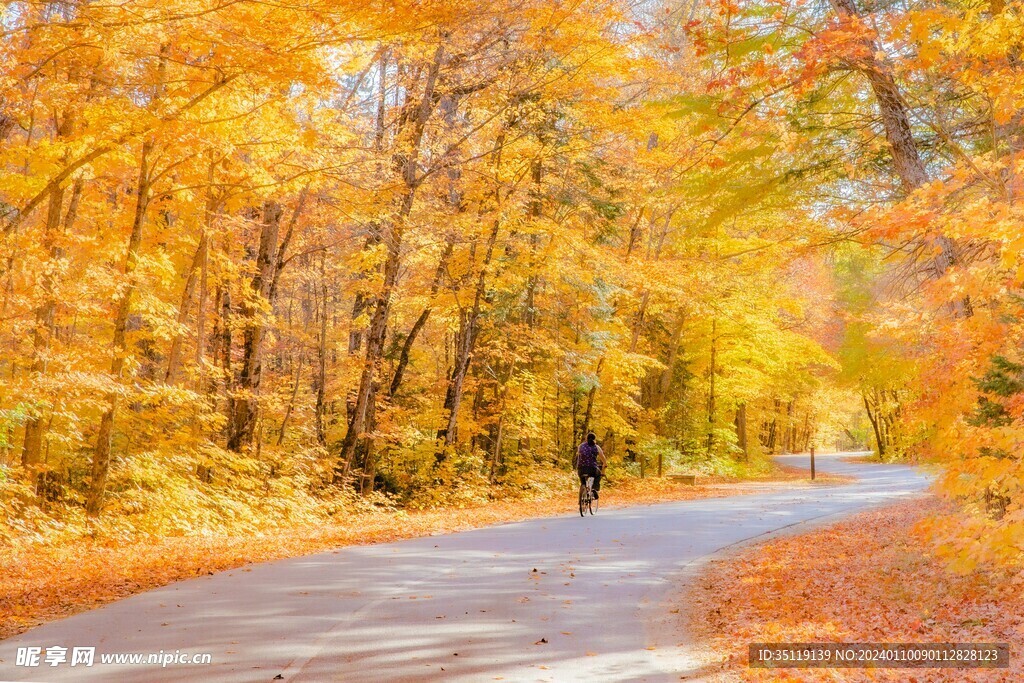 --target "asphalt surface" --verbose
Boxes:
[0,453,932,682]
